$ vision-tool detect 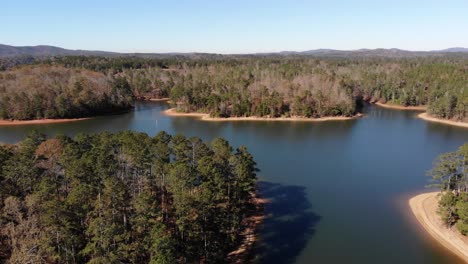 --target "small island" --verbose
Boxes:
[409,143,468,262]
